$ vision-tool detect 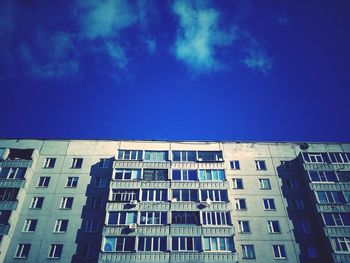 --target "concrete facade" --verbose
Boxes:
[0,139,349,263]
